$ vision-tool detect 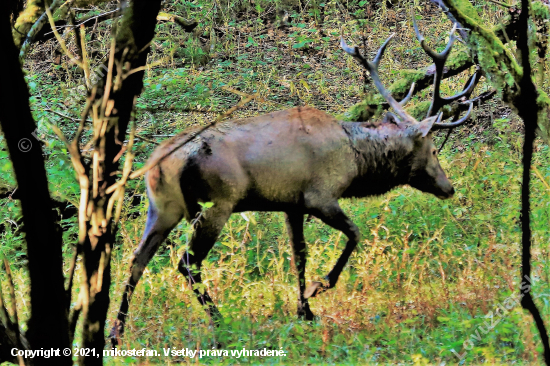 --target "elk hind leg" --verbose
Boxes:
[111,202,182,346]
[178,203,233,325]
